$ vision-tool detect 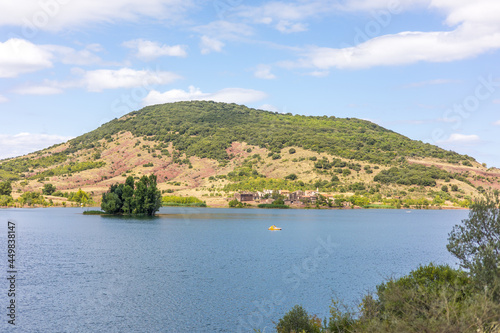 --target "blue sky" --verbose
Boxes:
[1,0,499,166]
